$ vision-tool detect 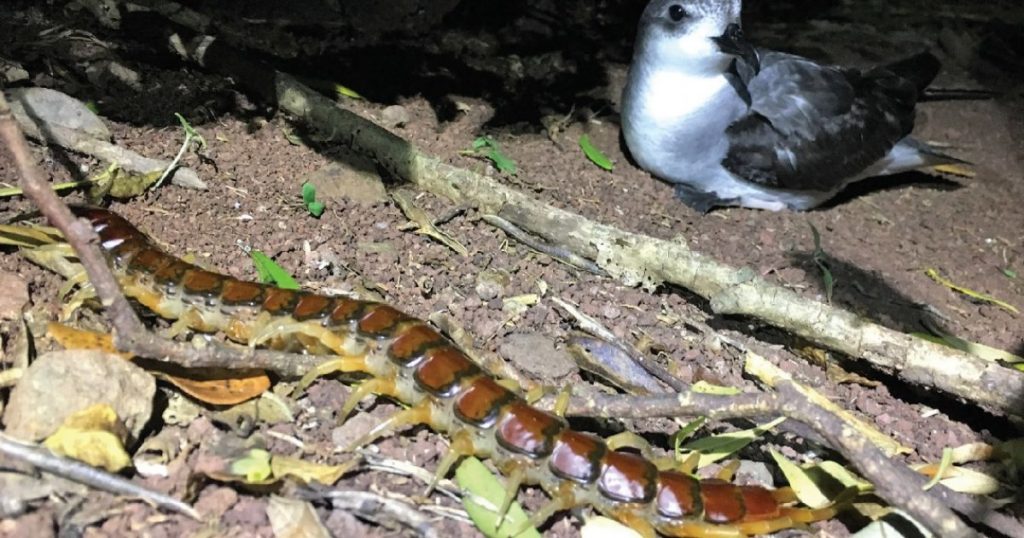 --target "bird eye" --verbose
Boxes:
[668,4,687,22]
